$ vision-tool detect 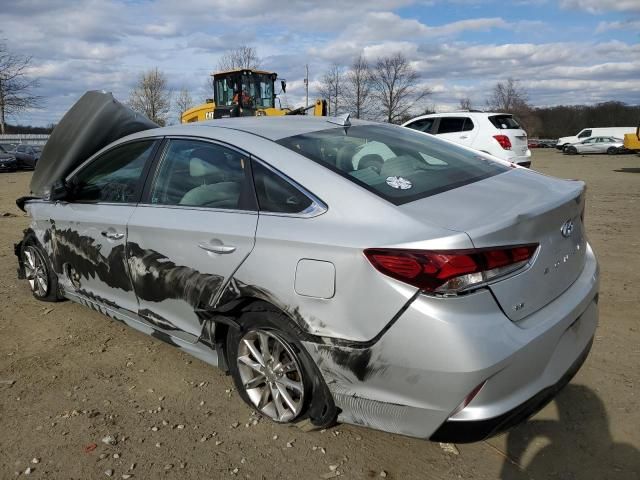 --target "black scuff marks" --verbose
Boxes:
[45,221,223,312]
[47,220,132,292]
[329,347,373,382]
[127,243,223,307]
